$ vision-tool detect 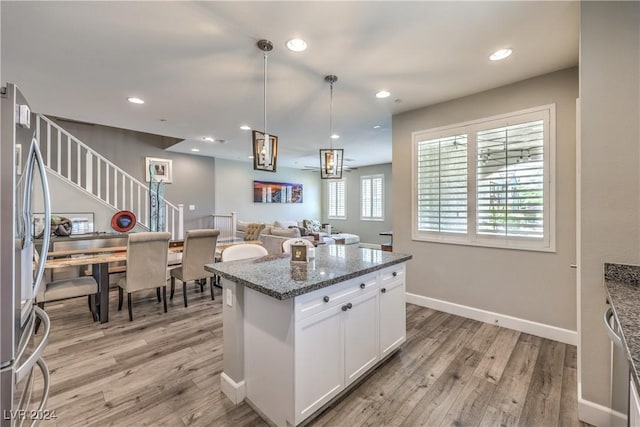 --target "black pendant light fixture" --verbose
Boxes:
[319,75,344,179]
[252,39,278,172]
